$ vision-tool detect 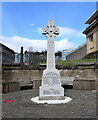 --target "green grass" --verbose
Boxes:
[56,59,96,67]
[32,59,96,66]
[56,60,76,66]
[24,59,96,69]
